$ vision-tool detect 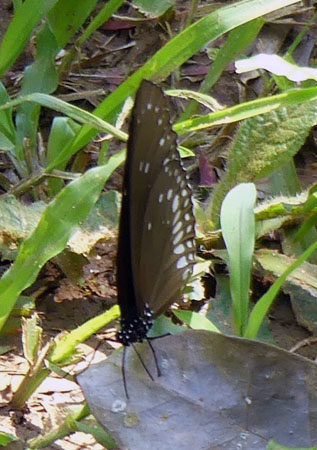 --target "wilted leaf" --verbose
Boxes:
[0,191,120,259]
[78,330,317,449]
[256,249,317,333]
